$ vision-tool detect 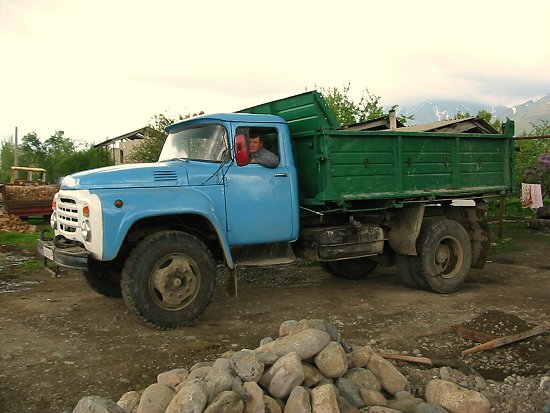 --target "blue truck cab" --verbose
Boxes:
[38,113,300,328]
